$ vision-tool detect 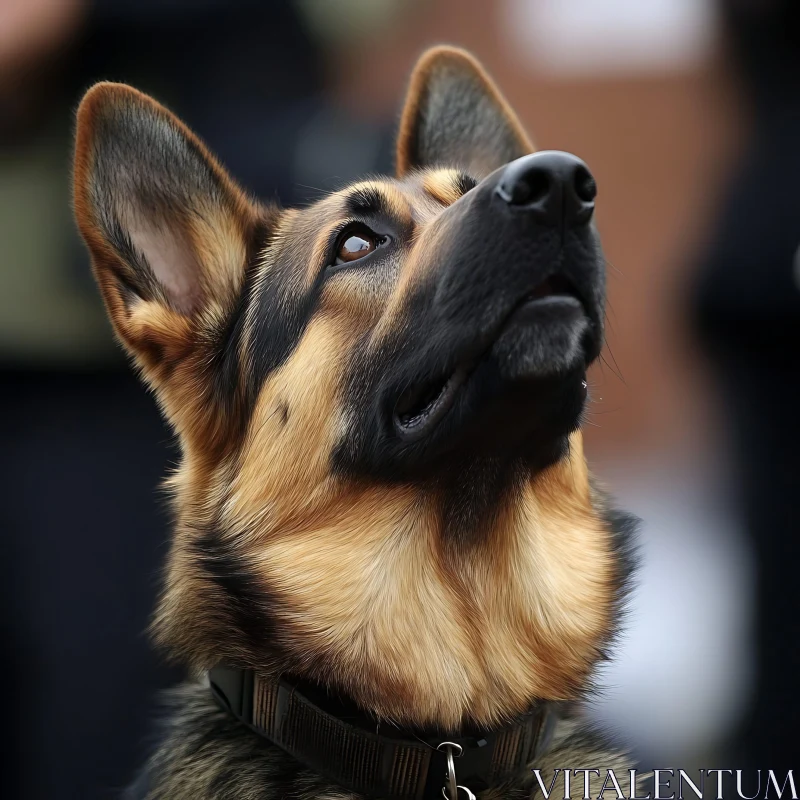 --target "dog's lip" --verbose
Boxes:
[392,274,589,442]
[393,367,469,442]
[519,274,582,307]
